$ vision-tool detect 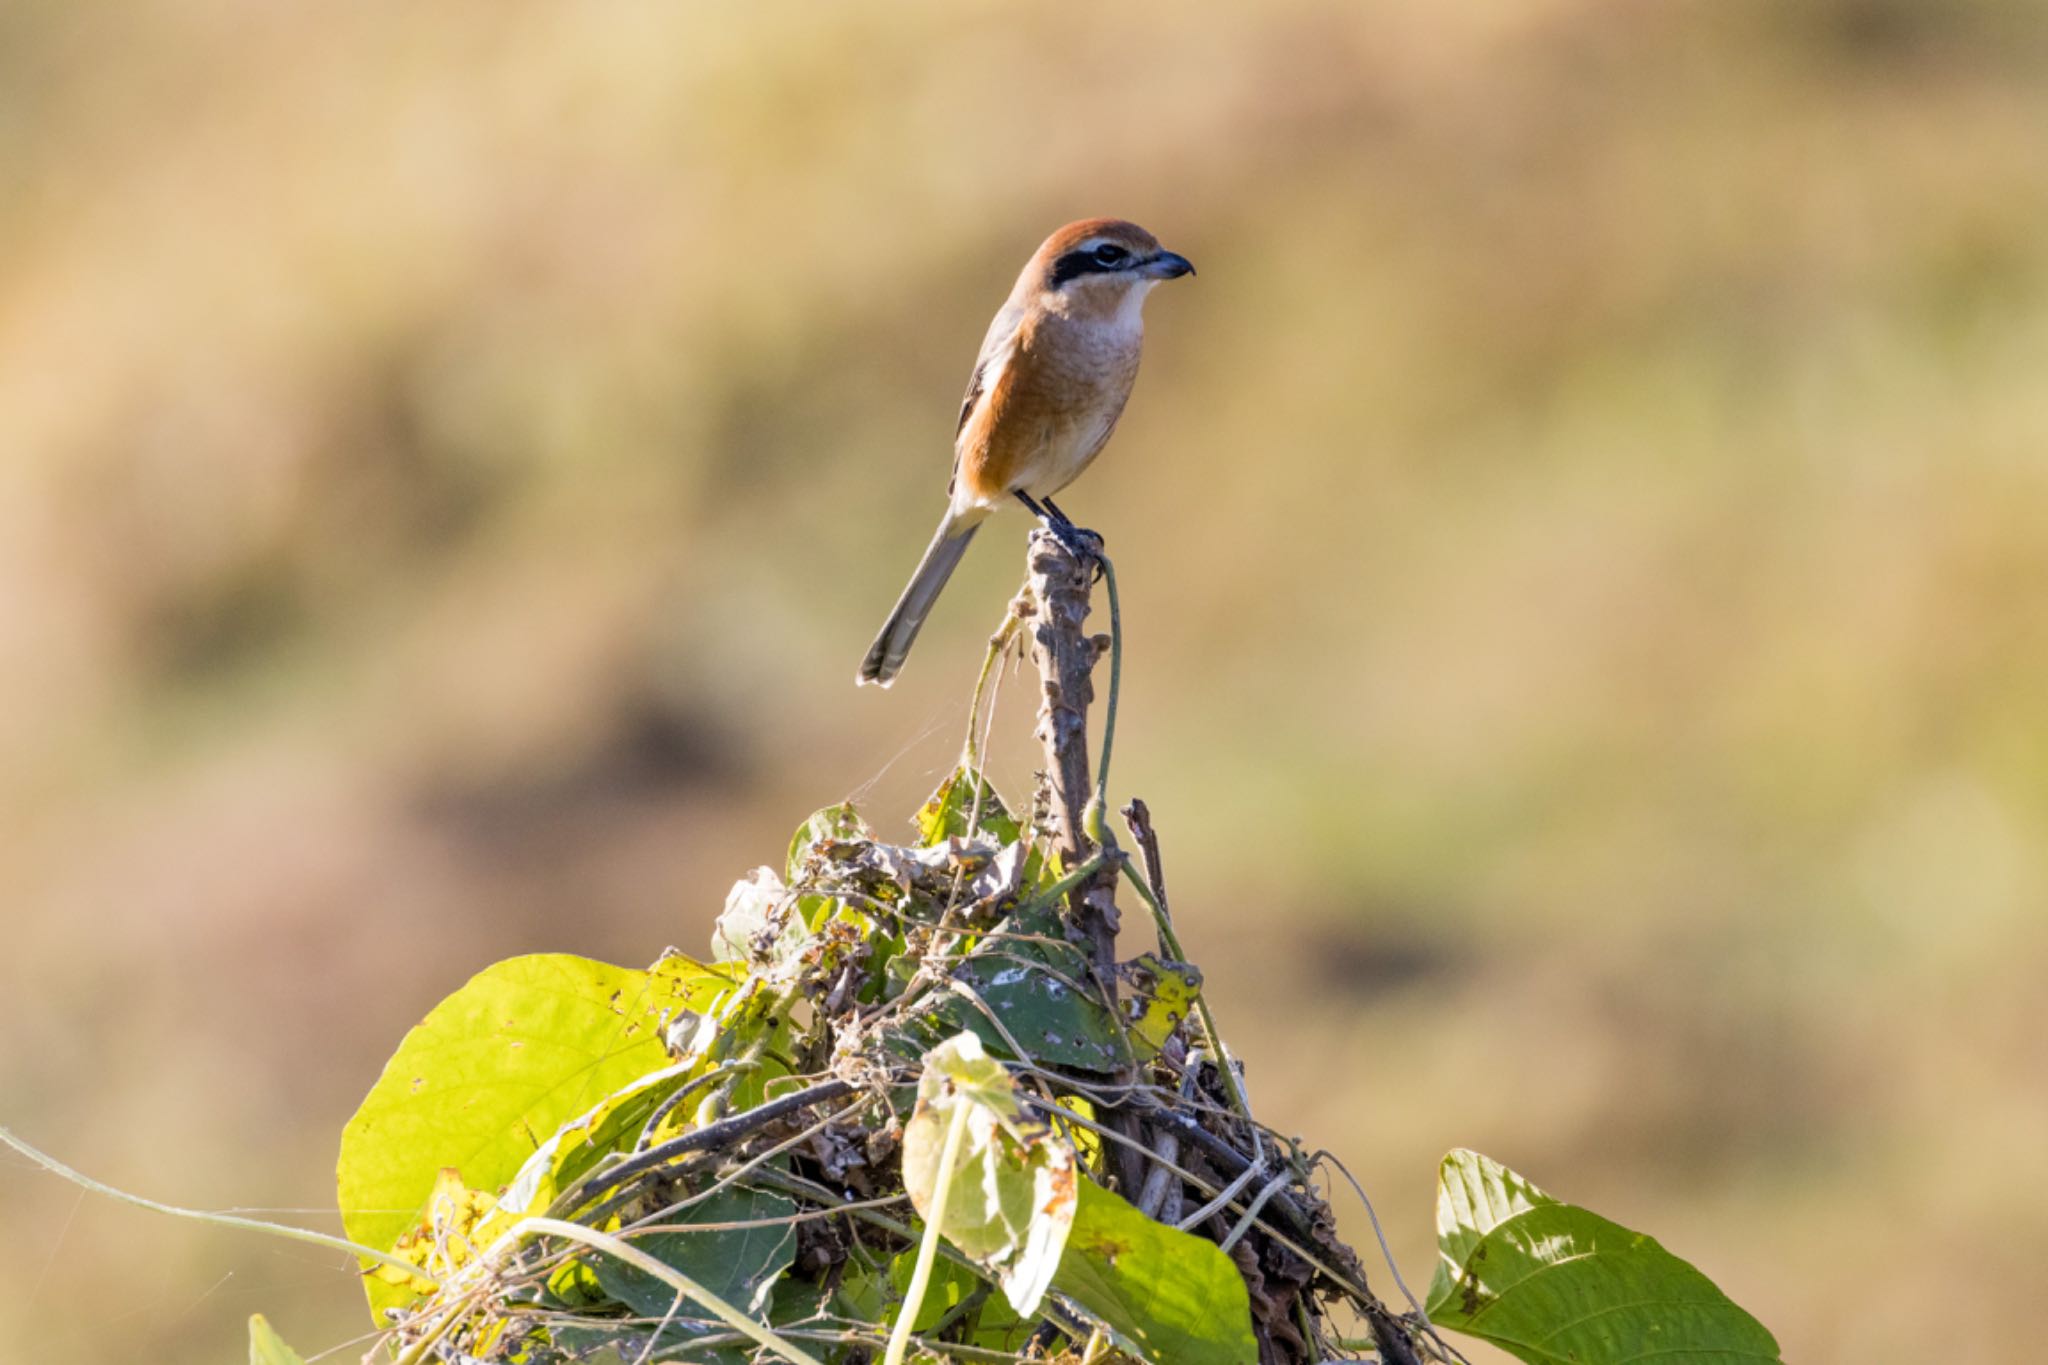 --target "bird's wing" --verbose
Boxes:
[957,301,1025,438]
[948,302,1026,502]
